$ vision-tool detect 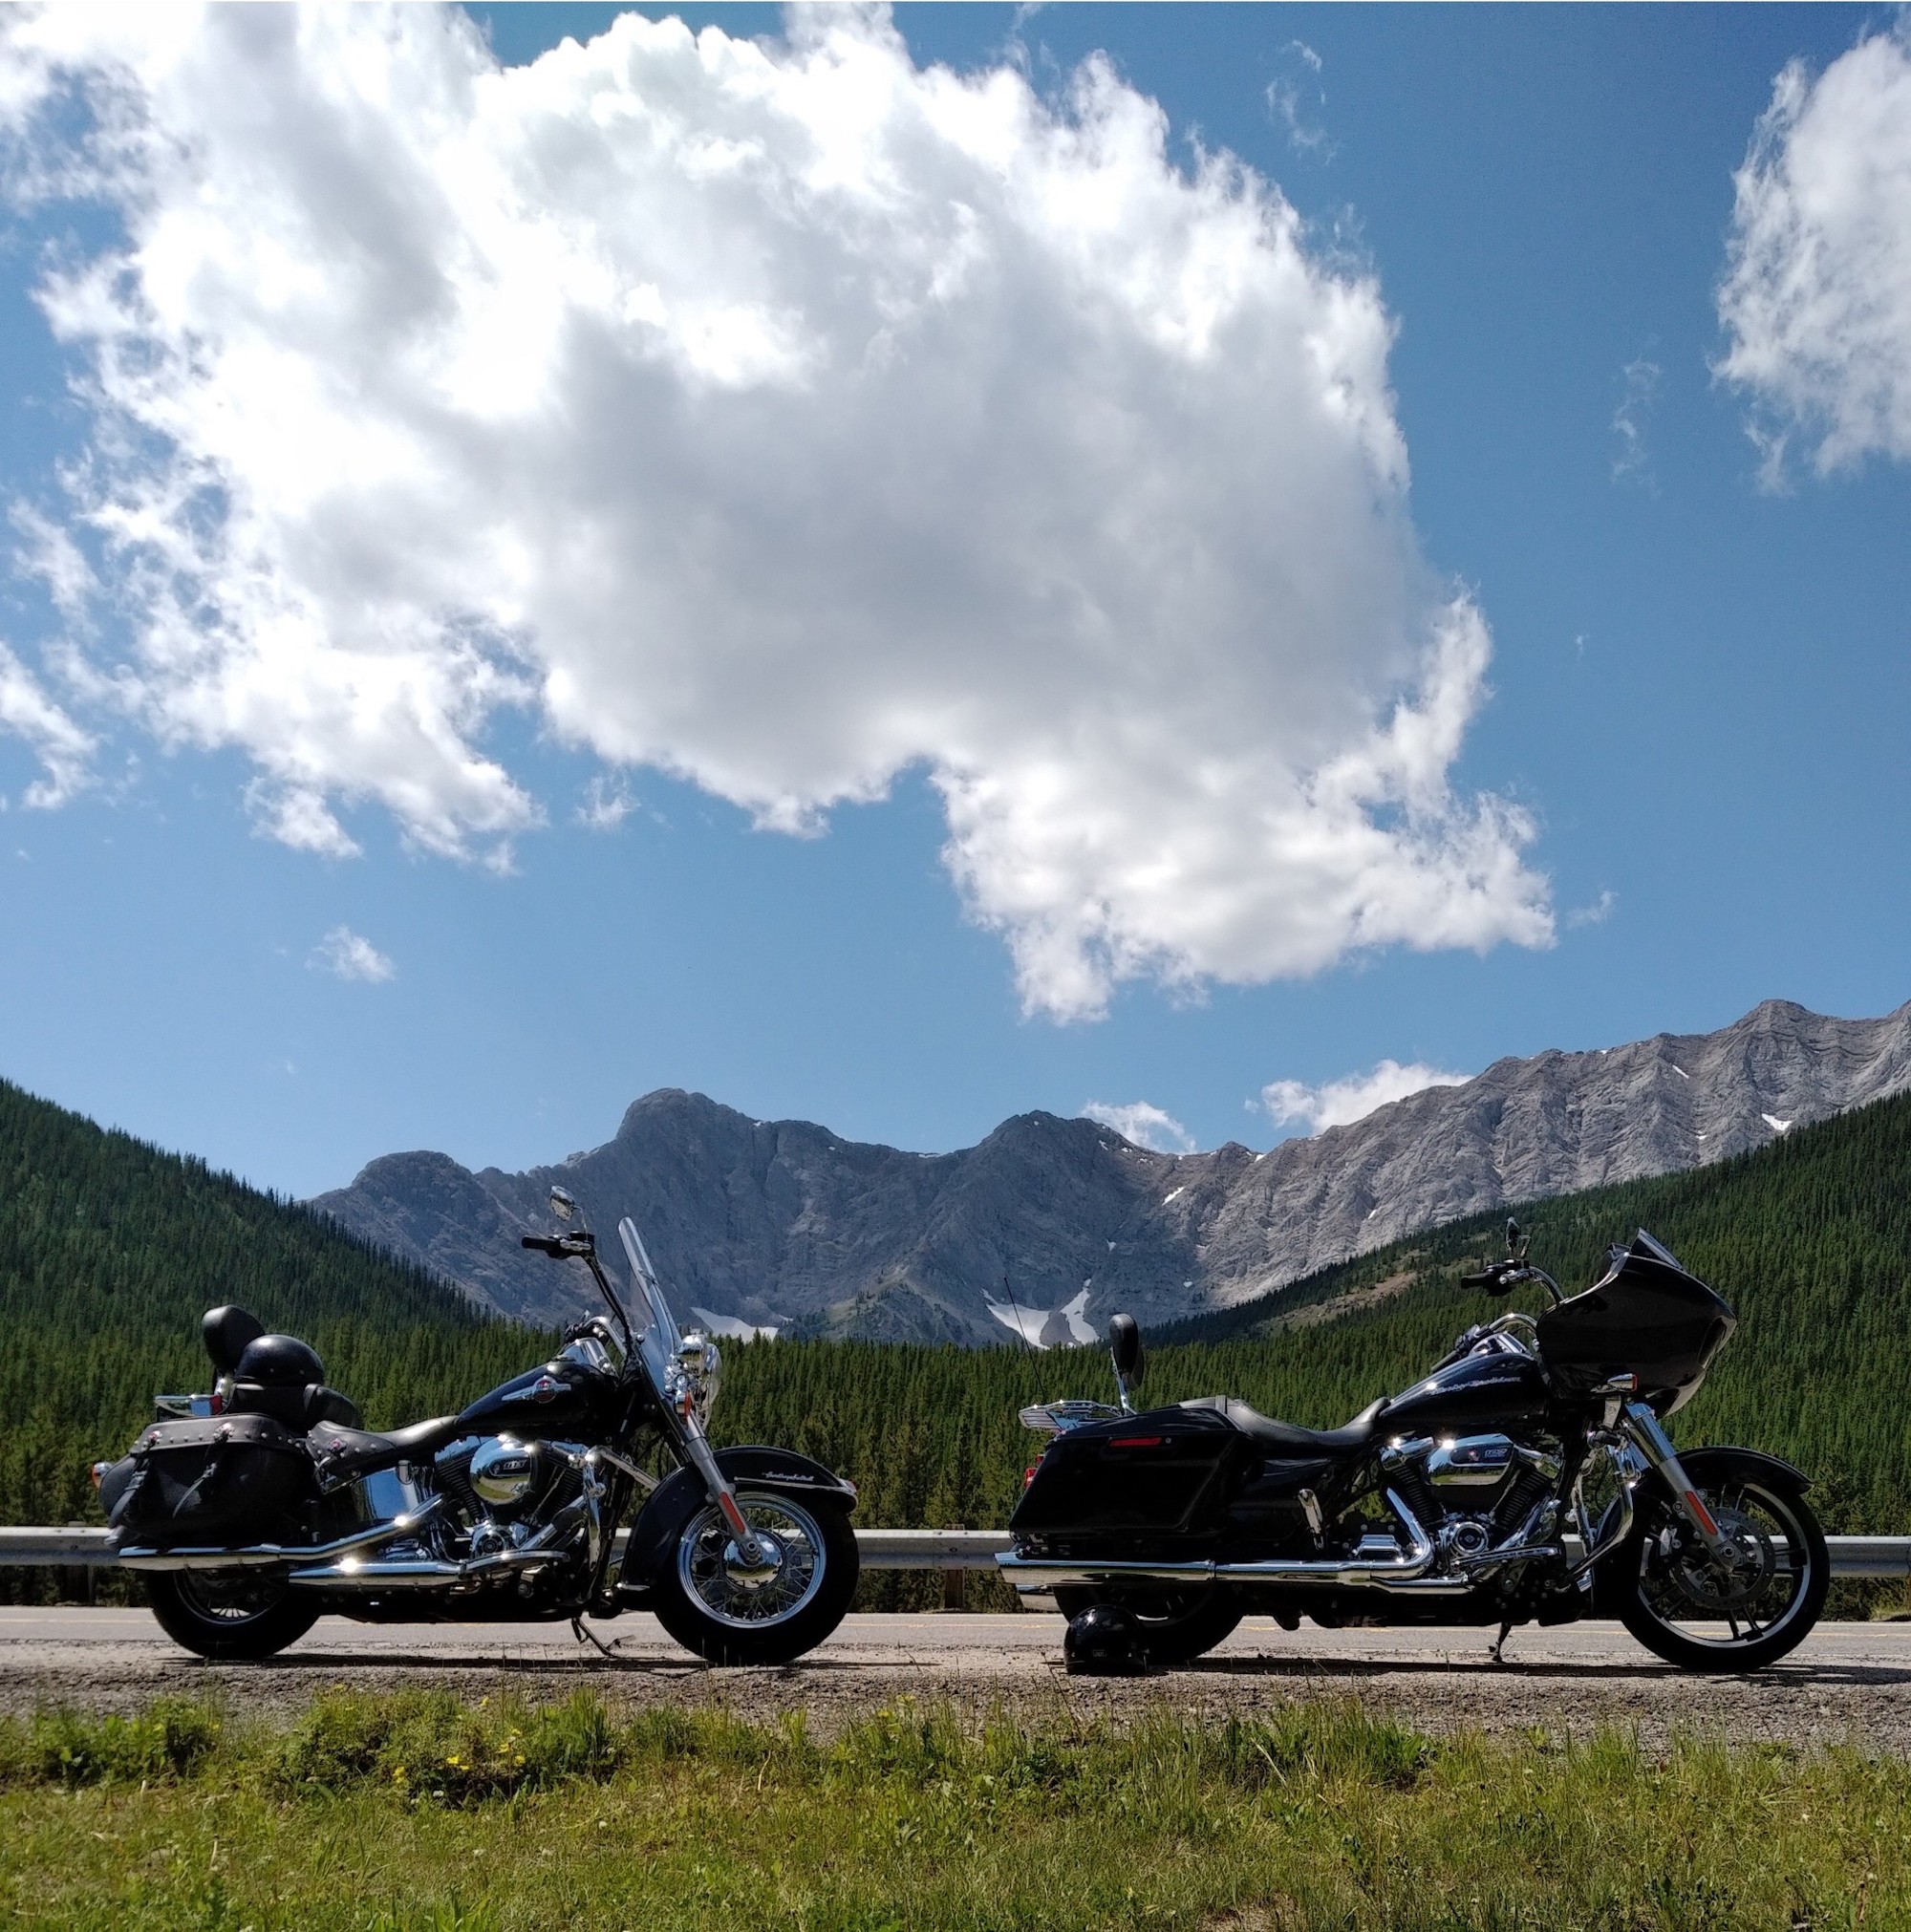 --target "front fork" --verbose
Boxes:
[672,1412,766,1568]
[1621,1399,1740,1568]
